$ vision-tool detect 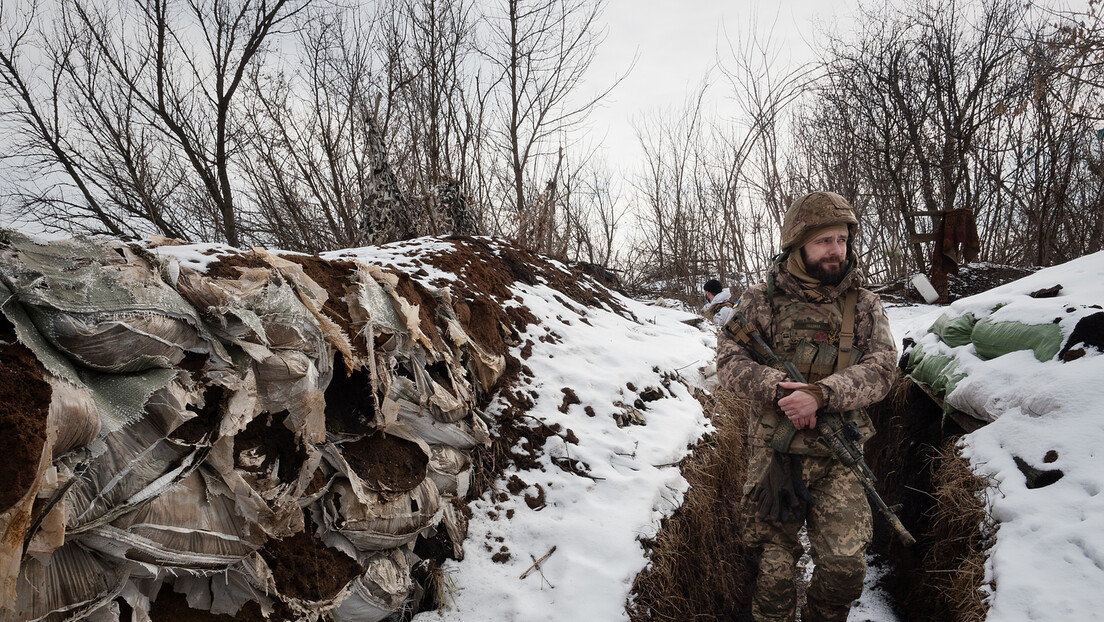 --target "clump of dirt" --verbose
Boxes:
[342,431,428,492]
[234,411,306,483]
[629,388,755,621]
[324,355,376,435]
[0,316,51,513]
[204,251,270,279]
[524,483,546,510]
[260,512,363,603]
[505,305,541,333]
[558,387,580,413]
[506,475,528,495]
